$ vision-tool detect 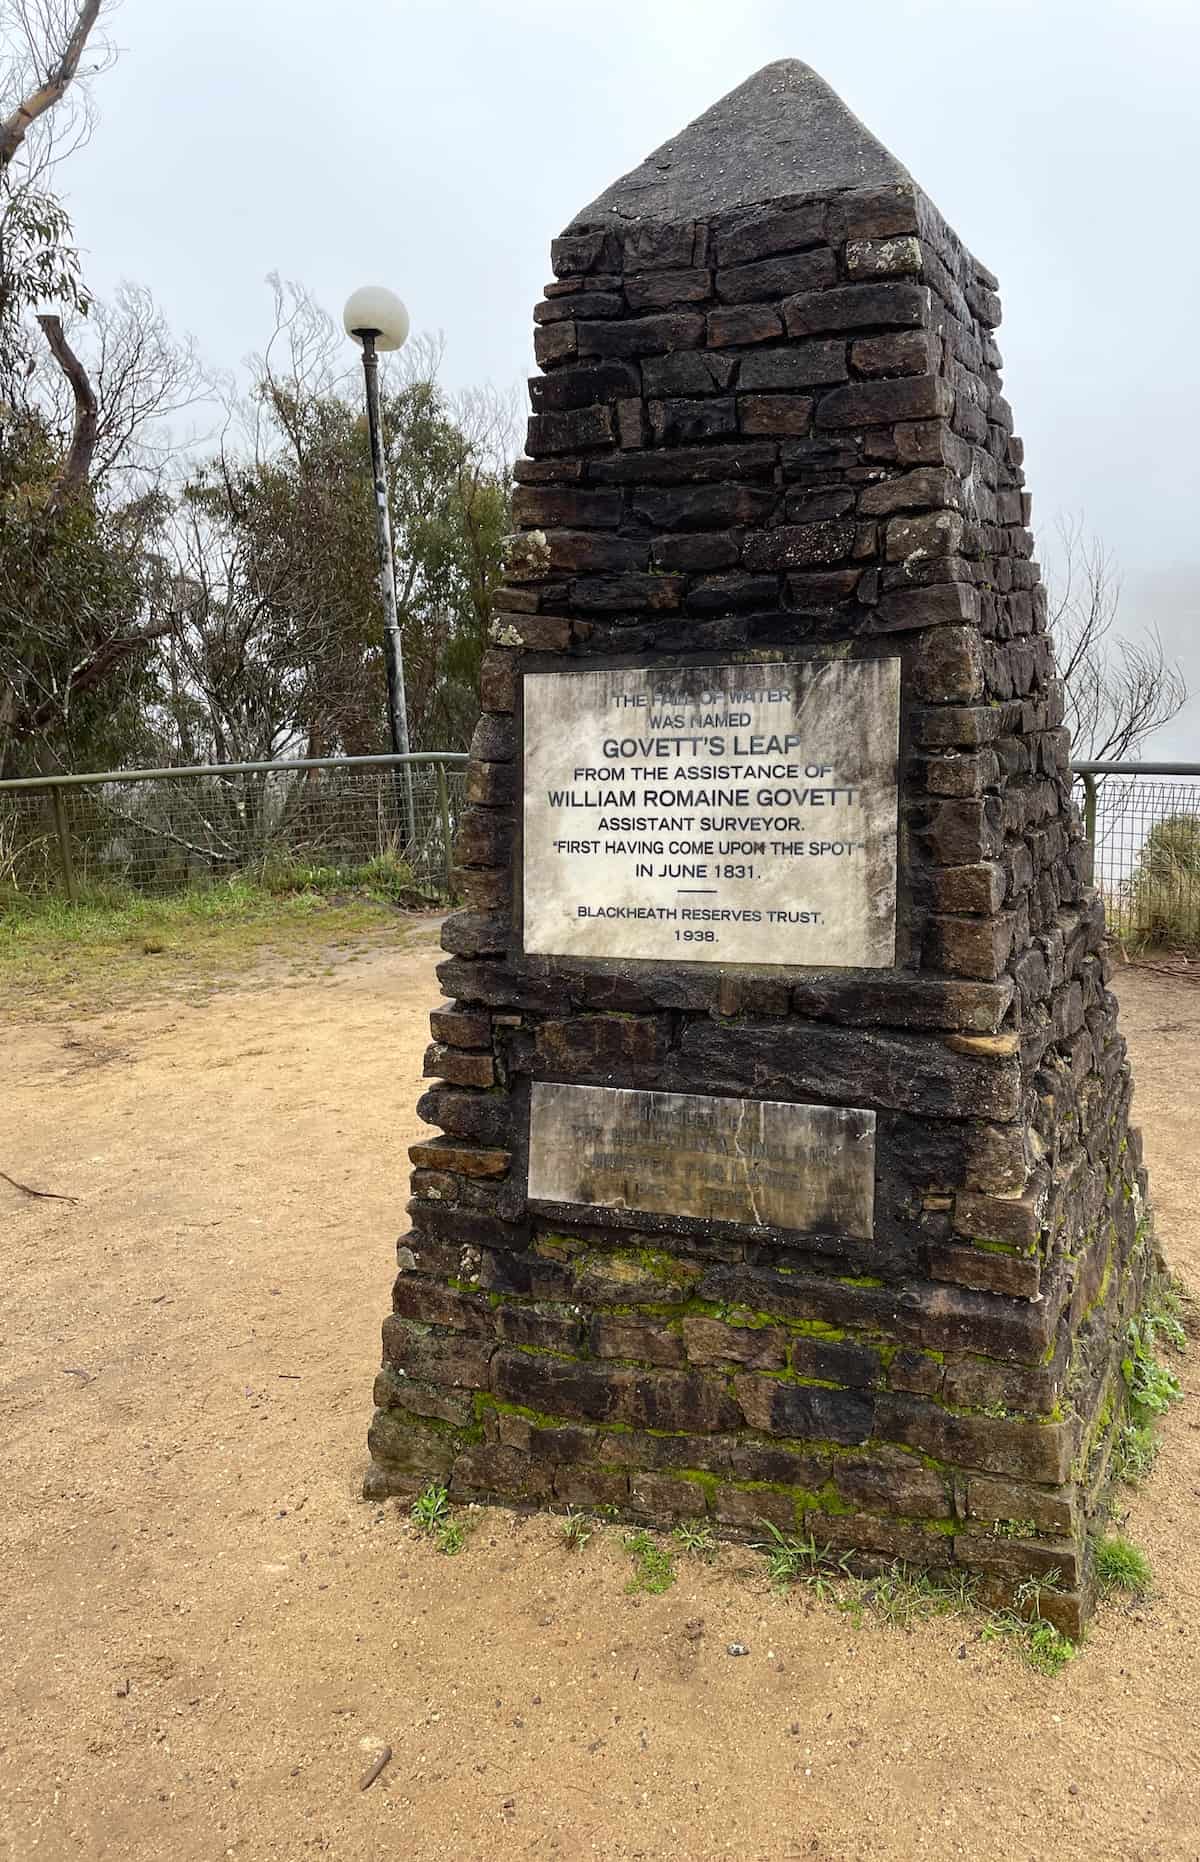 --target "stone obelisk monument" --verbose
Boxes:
[365,62,1154,1633]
